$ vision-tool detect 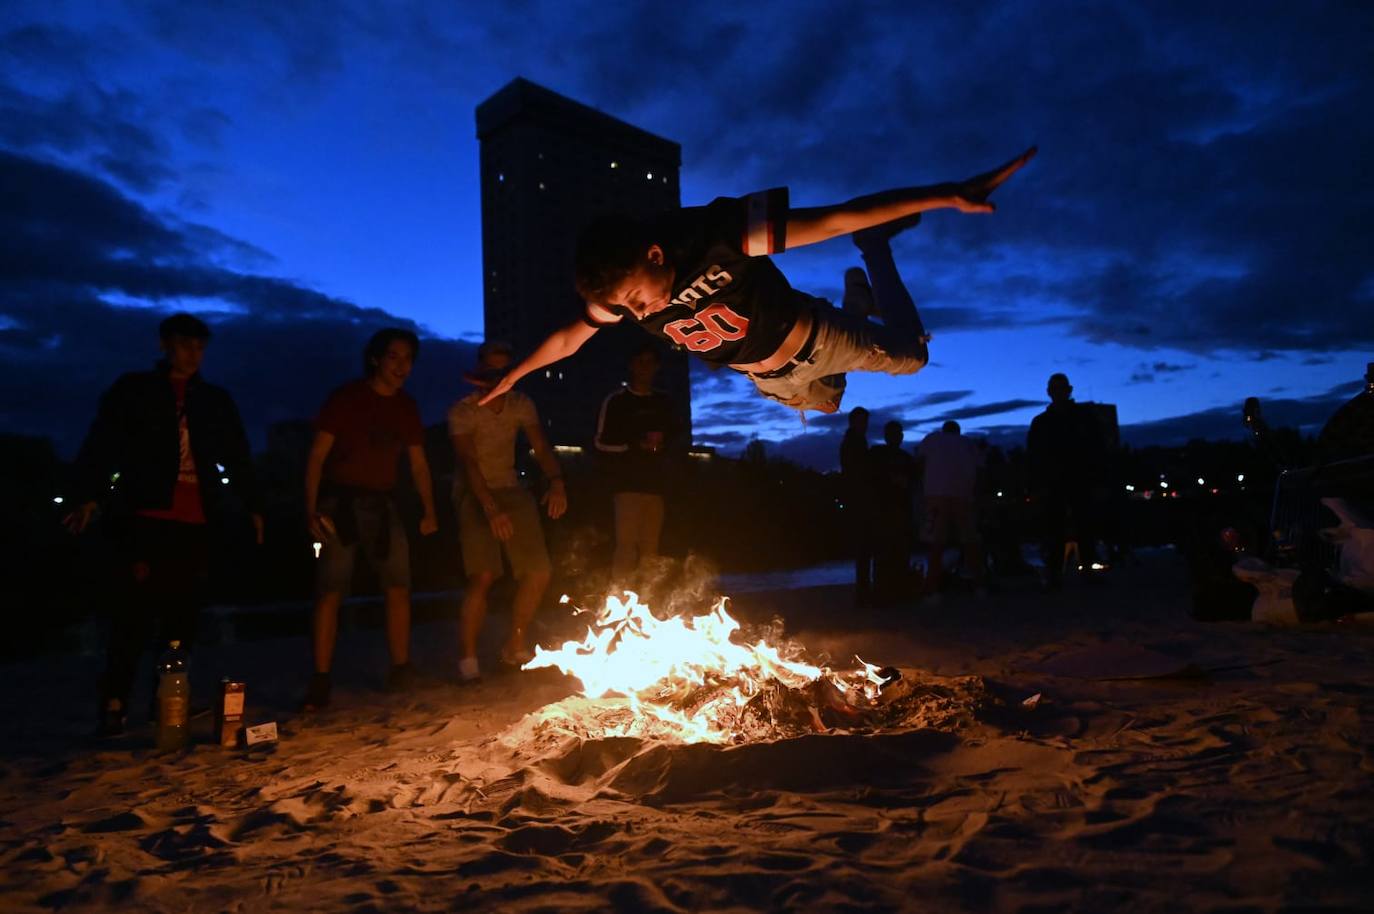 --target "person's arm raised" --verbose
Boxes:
[785,147,1036,250]
[479,319,600,406]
